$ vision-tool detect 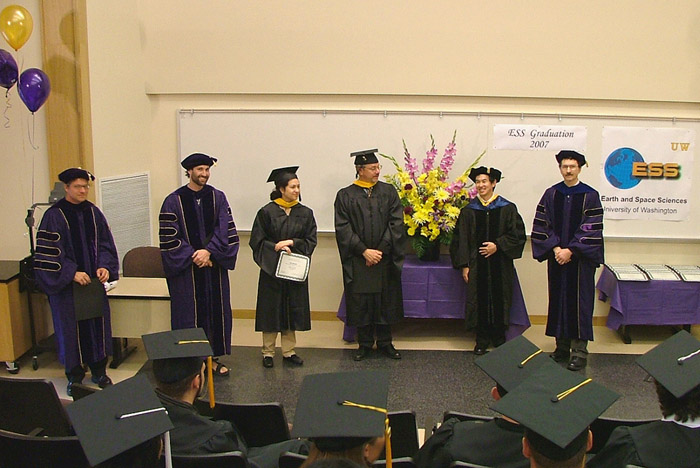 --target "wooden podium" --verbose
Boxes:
[0,261,30,365]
